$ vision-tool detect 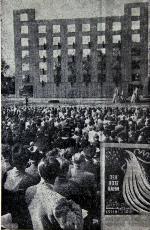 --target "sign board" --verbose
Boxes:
[100,143,150,229]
